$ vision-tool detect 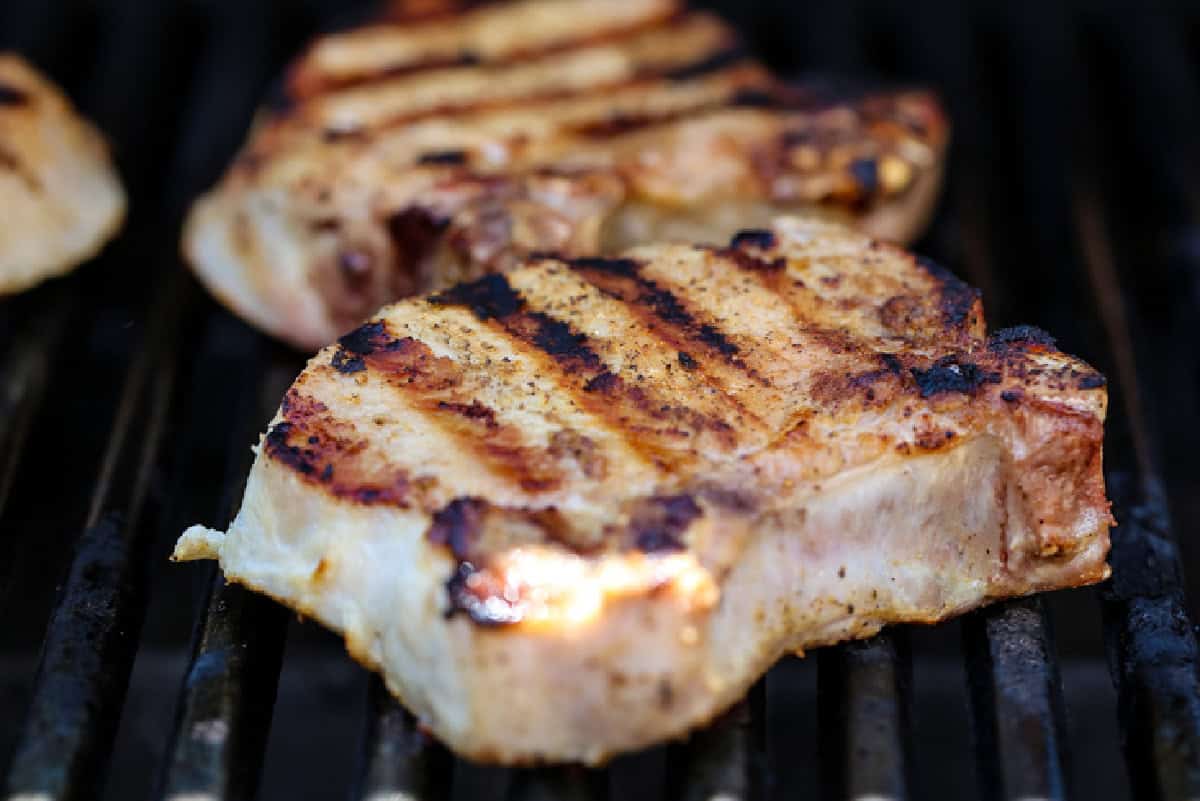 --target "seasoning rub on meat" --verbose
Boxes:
[184,0,947,348]
[175,218,1111,764]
